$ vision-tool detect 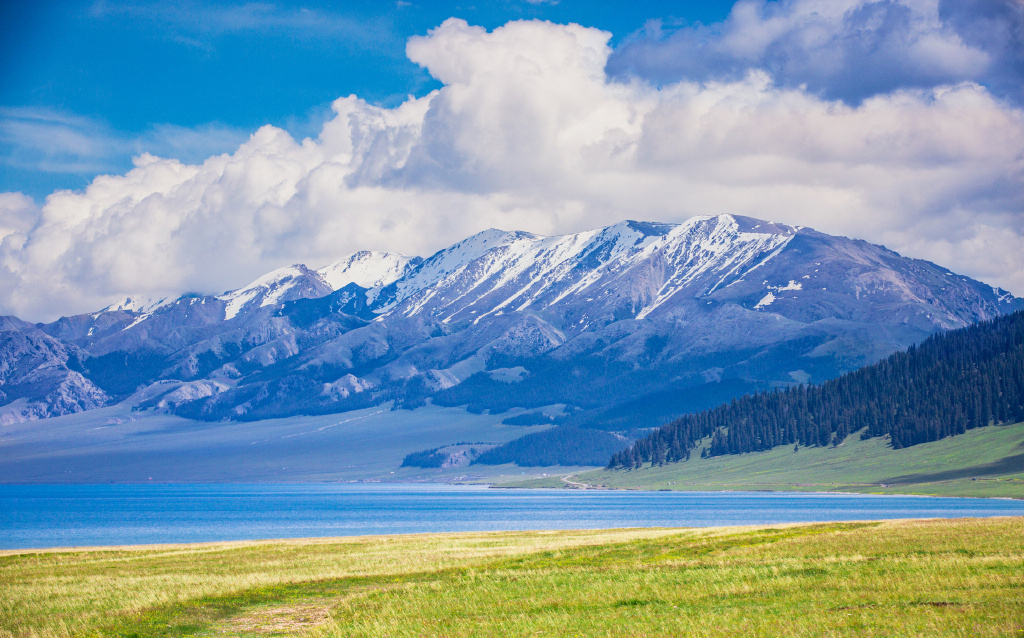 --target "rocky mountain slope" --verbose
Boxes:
[1,215,1020,428]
